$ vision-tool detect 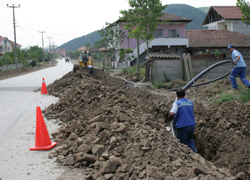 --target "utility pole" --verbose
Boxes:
[47,36,52,64]
[7,4,20,69]
[4,38,8,70]
[52,41,55,62]
[38,31,46,65]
